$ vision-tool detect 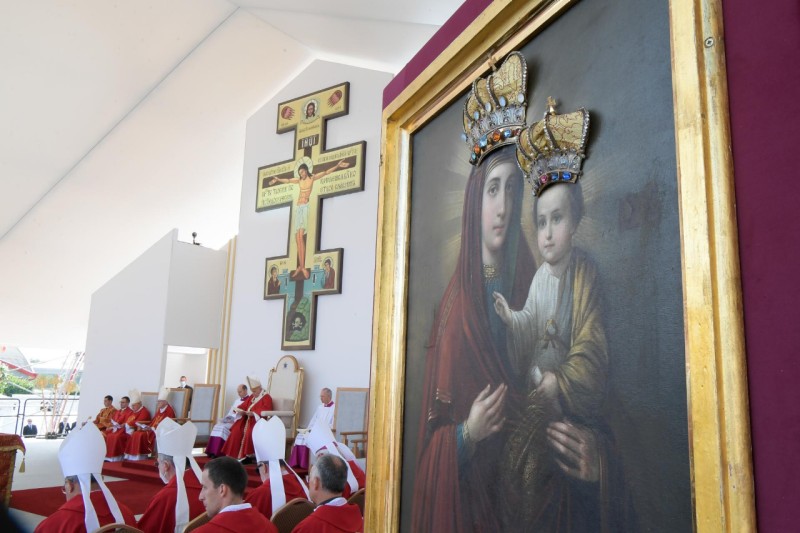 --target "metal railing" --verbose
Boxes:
[0,395,81,436]
[0,398,21,435]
